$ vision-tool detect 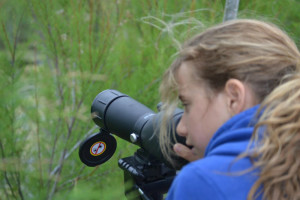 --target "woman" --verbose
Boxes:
[159,19,300,199]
